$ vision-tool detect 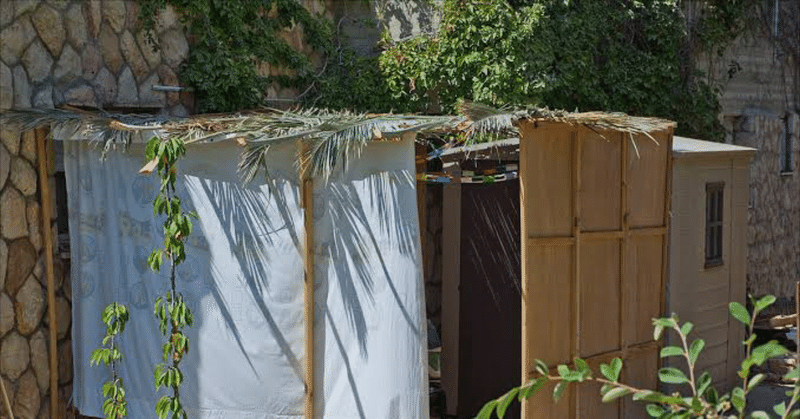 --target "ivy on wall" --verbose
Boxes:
[140,0,759,141]
[139,0,333,113]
